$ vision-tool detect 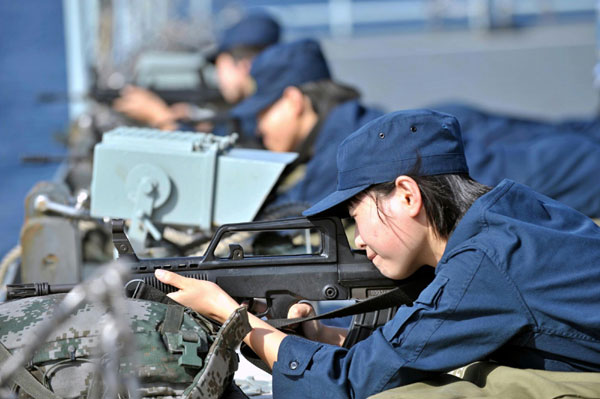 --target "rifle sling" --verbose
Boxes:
[267,286,414,330]
[130,282,184,307]
[160,305,185,334]
[0,342,62,399]
[241,287,416,374]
